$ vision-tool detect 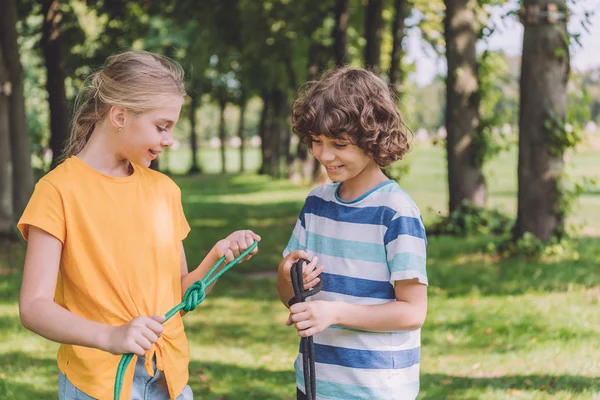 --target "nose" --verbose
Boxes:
[318,144,335,162]
[161,131,174,148]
